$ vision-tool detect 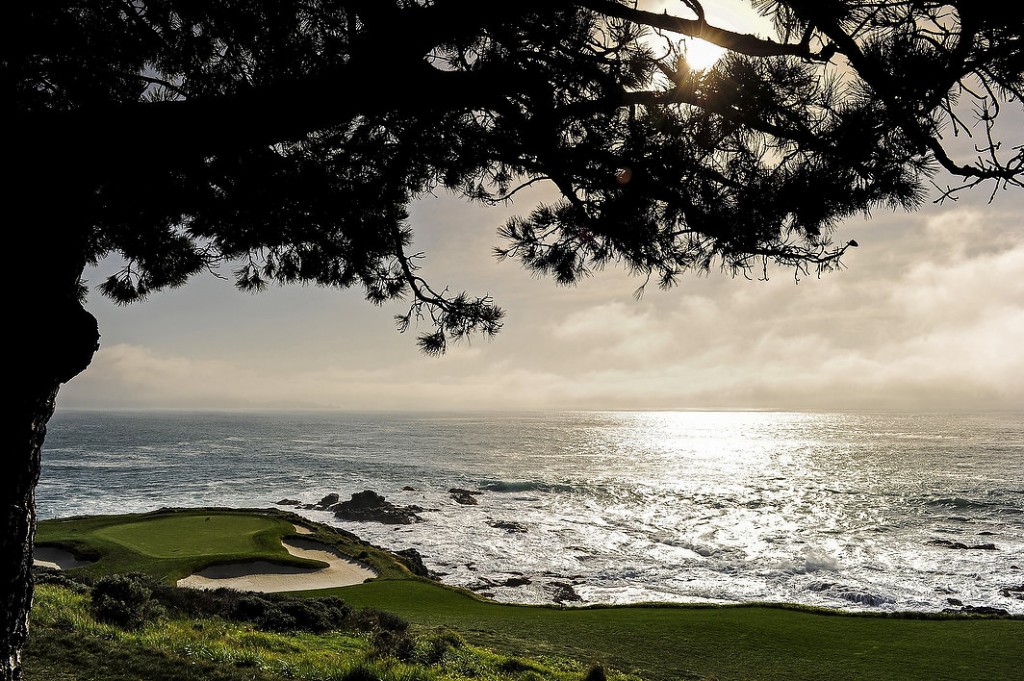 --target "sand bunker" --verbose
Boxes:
[176,537,376,593]
[292,523,314,535]
[34,547,93,570]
